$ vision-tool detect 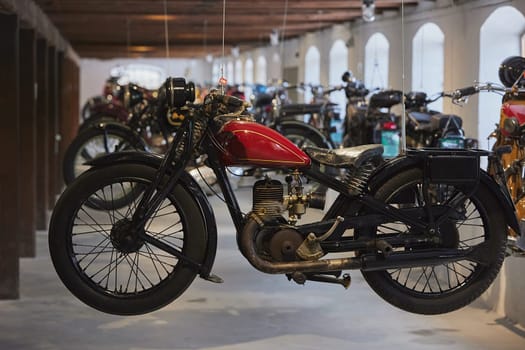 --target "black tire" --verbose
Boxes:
[79,114,122,133]
[358,168,506,315]
[49,164,208,315]
[63,126,146,185]
[279,124,330,149]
